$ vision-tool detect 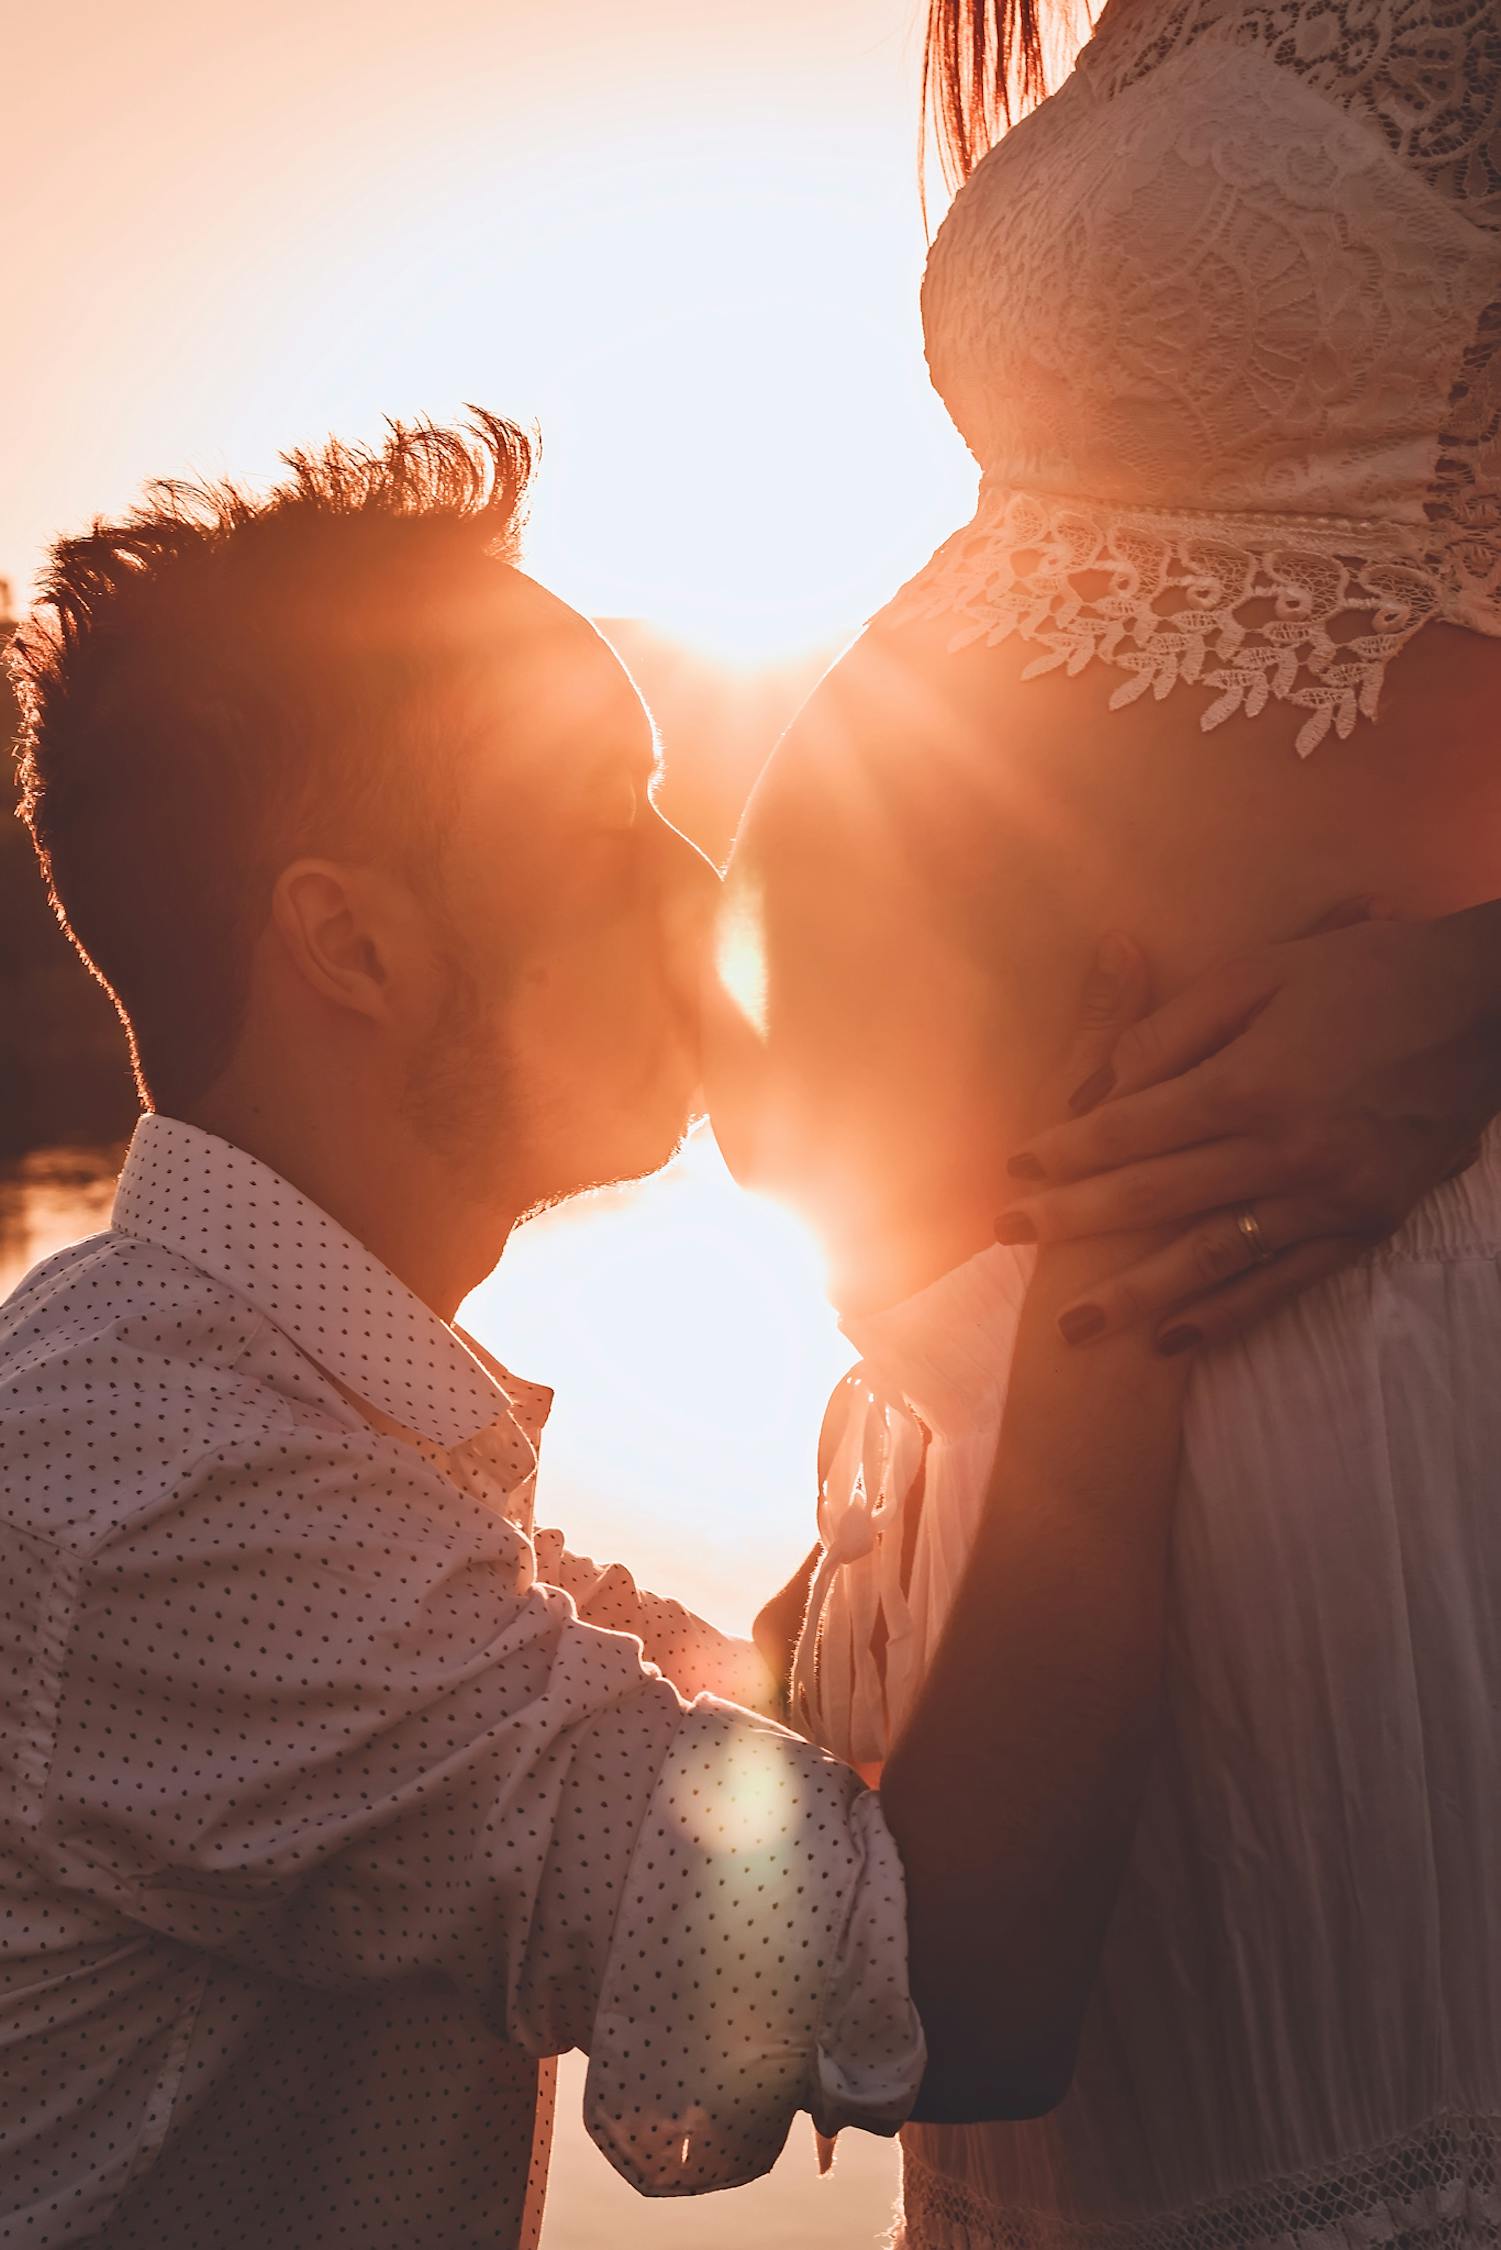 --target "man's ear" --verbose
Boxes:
[271,859,399,1022]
